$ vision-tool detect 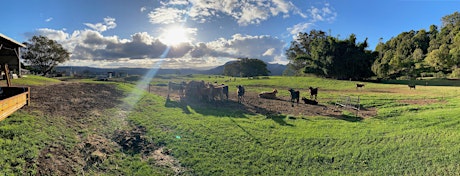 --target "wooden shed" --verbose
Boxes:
[0,33,25,77]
